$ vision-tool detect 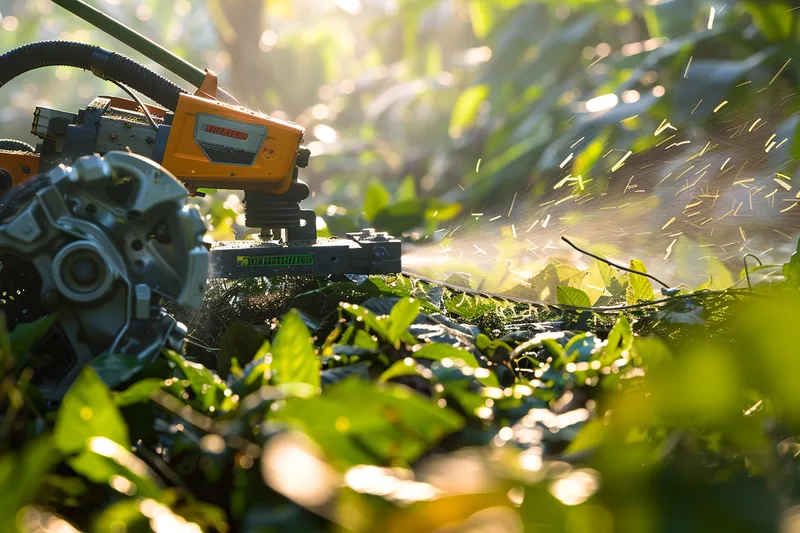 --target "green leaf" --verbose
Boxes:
[0,436,61,533]
[273,377,463,470]
[744,1,794,41]
[626,260,655,303]
[674,51,775,117]
[363,179,392,222]
[54,366,131,455]
[91,353,146,389]
[271,309,321,389]
[113,378,166,407]
[218,321,268,378]
[387,297,421,344]
[10,313,58,361]
[705,255,735,291]
[449,85,489,135]
[164,350,233,412]
[70,437,160,498]
[556,286,591,307]
[92,496,206,532]
[784,238,800,291]
[564,418,606,456]
[372,199,427,235]
[413,343,499,387]
[396,175,416,203]
[379,358,429,383]
[444,293,501,320]
[468,0,494,38]
[600,313,633,365]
